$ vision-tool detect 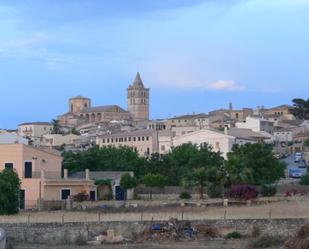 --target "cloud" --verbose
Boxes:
[207,80,244,91]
